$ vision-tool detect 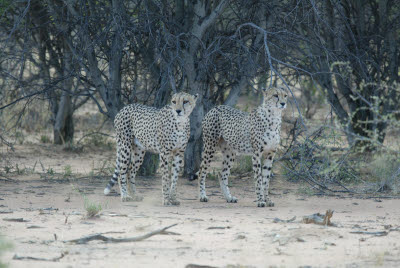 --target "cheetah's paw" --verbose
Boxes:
[226,196,238,203]
[200,195,209,202]
[121,195,134,202]
[265,199,274,207]
[257,201,266,207]
[163,198,180,206]
[131,195,144,202]
[257,200,274,207]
